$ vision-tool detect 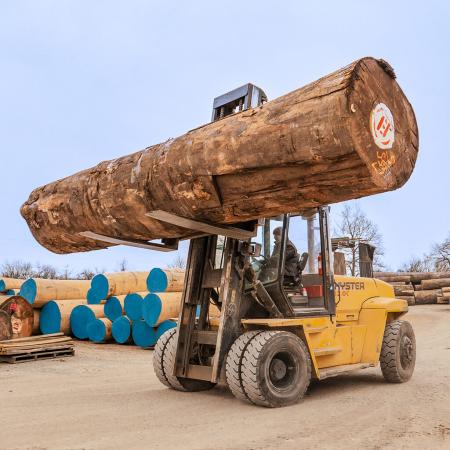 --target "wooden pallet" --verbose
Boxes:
[0,333,75,364]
